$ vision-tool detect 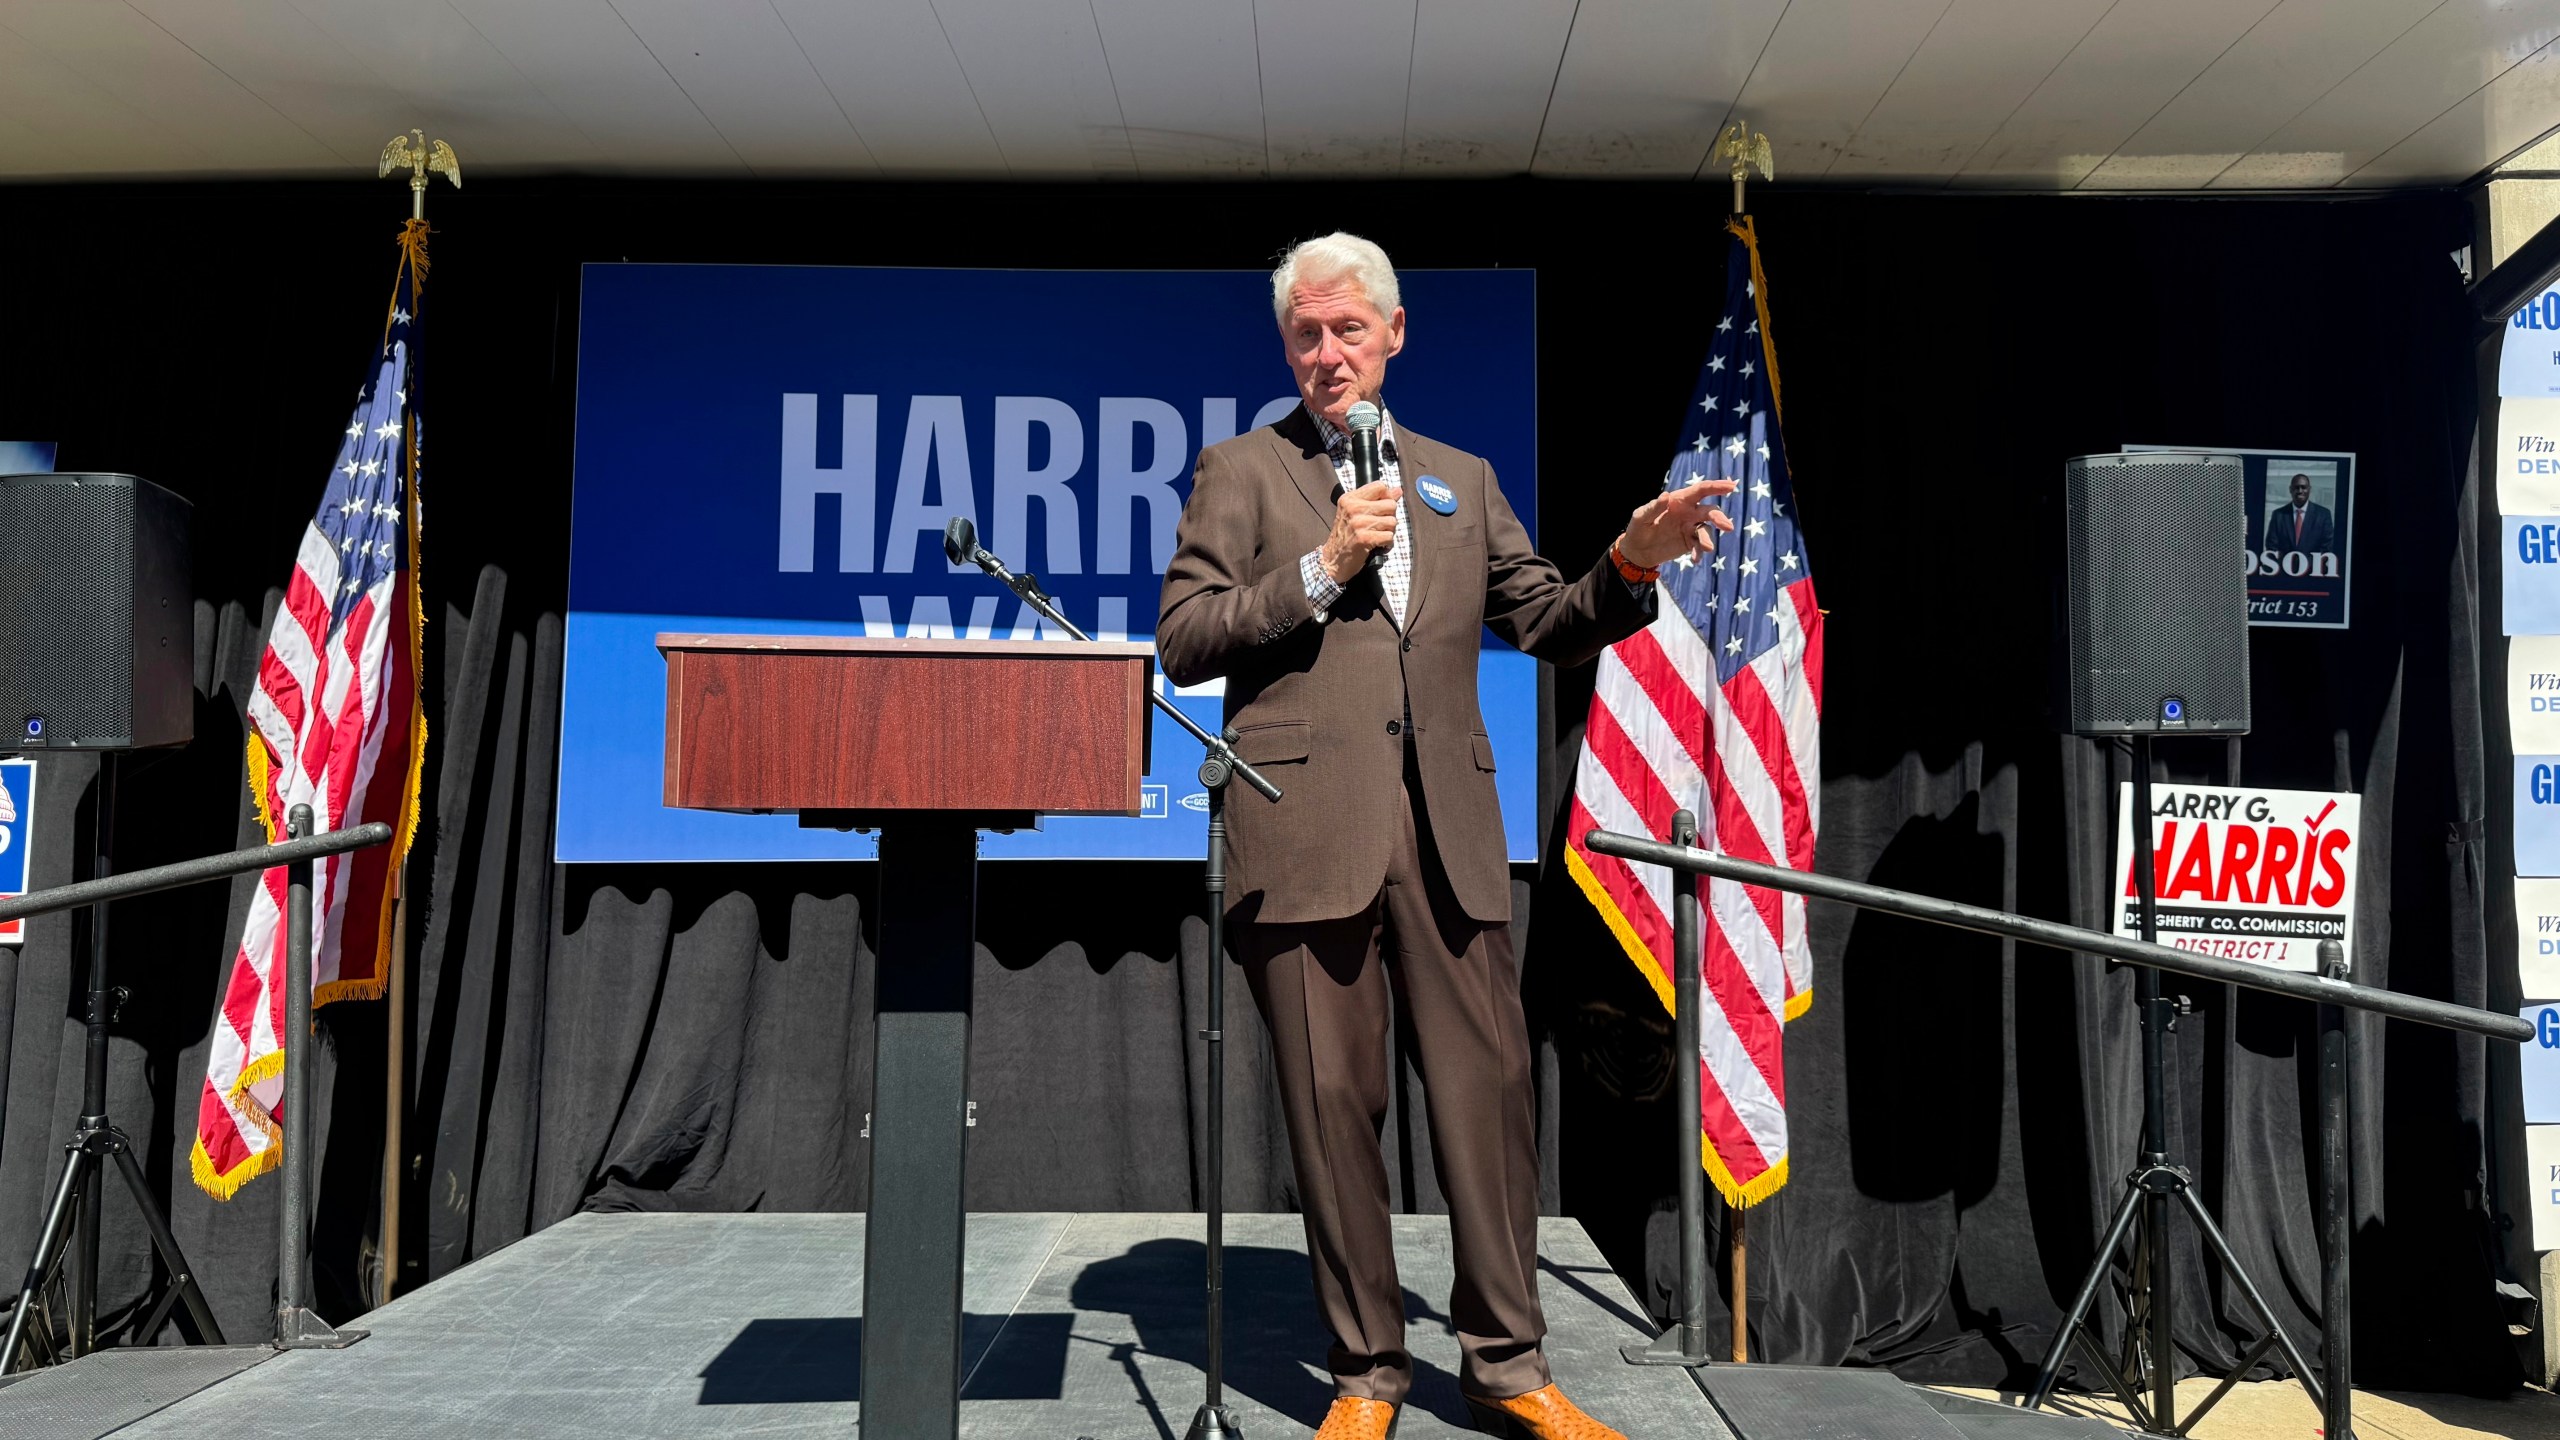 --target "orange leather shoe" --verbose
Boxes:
[1461,1383,1627,1440]
[1312,1396,1398,1439]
